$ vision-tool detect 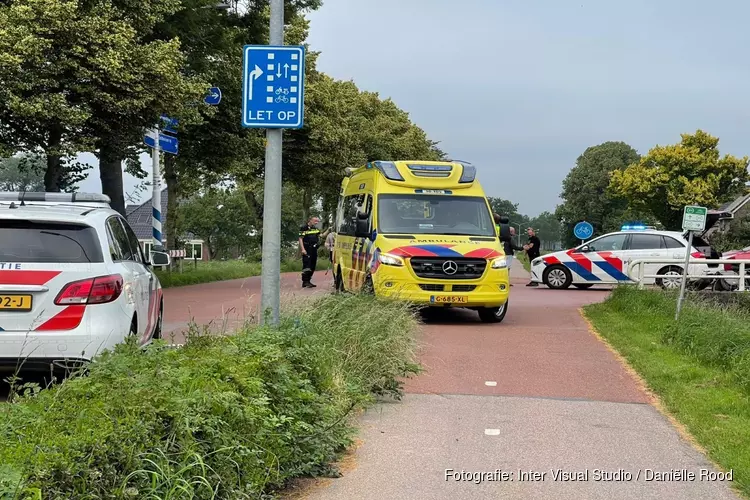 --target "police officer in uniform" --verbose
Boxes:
[299,216,330,288]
